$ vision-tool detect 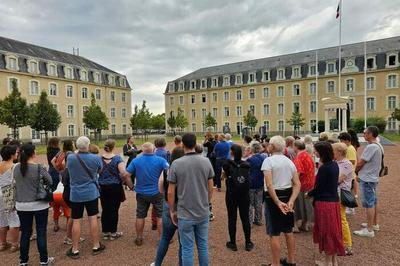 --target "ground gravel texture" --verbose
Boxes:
[2,144,400,266]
